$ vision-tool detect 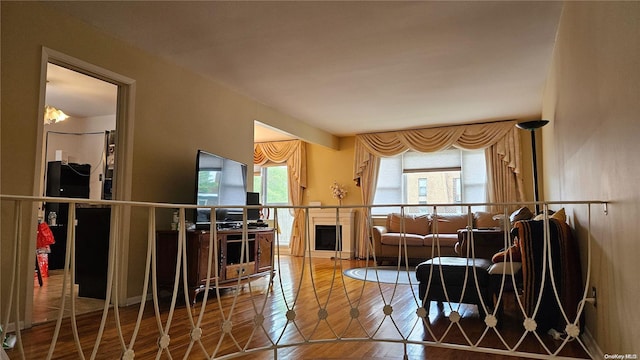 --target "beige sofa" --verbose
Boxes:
[371,212,502,265]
